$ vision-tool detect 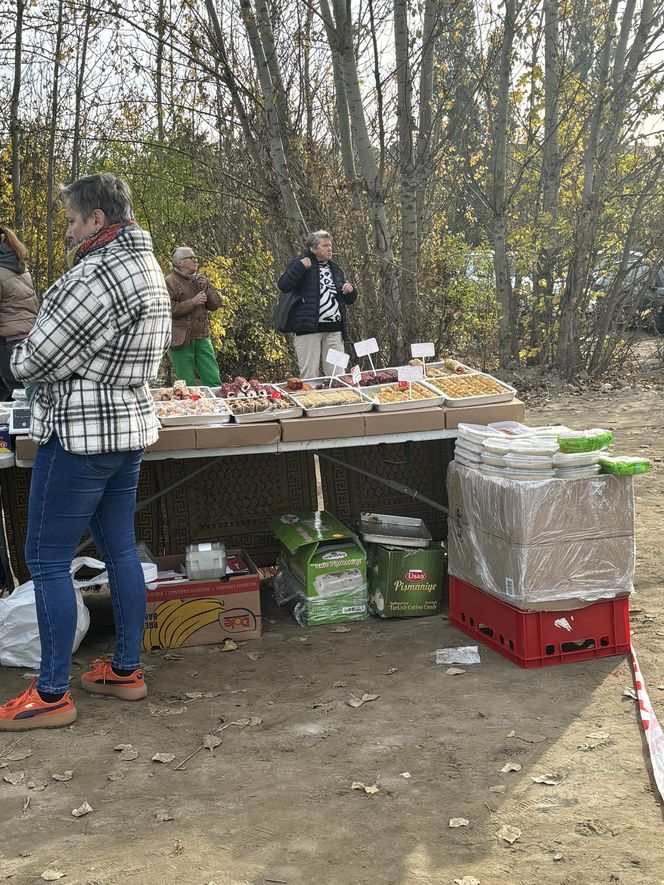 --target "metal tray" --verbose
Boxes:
[158,407,231,426]
[151,386,215,400]
[215,386,304,423]
[360,512,432,547]
[276,376,354,393]
[287,387,374,417]
[425,372,517,407]
[360,380,446,411]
